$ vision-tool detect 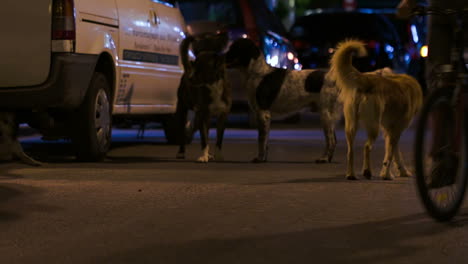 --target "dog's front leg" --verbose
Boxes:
[252,110,271,163]
[196,111,213,163]
[214,113,228,162]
